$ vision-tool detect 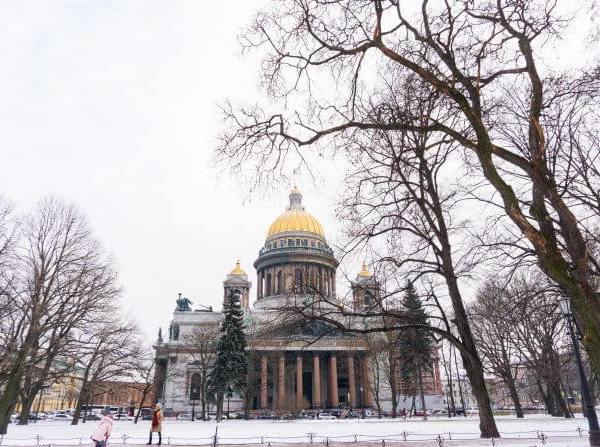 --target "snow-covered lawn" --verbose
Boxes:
[1,415,595,447]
